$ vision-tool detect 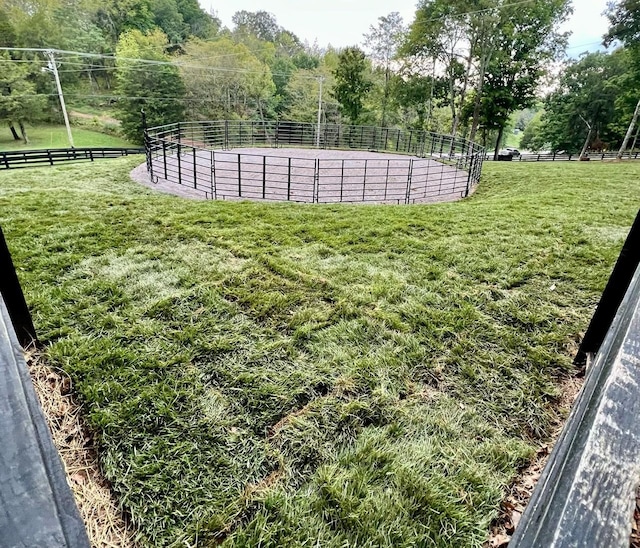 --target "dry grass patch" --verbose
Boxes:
[27,350,135,548]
